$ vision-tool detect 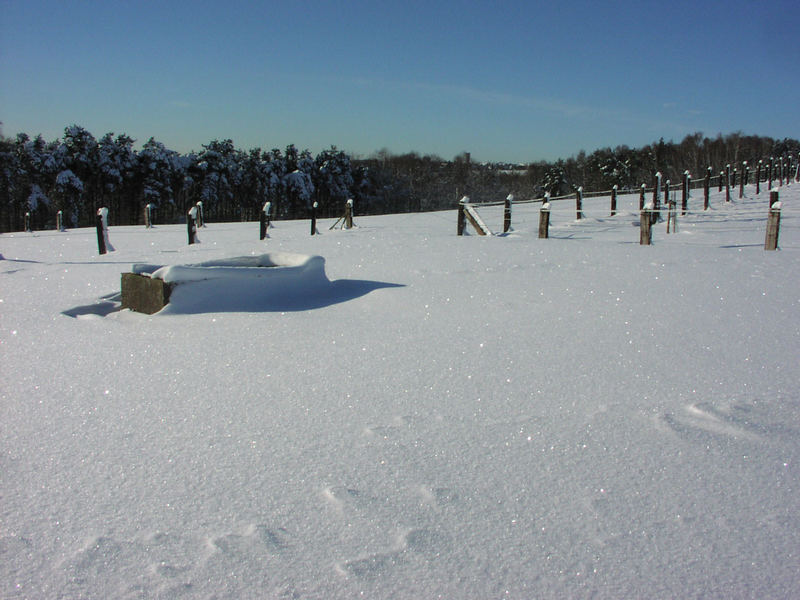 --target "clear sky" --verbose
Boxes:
[1,0,798,163]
